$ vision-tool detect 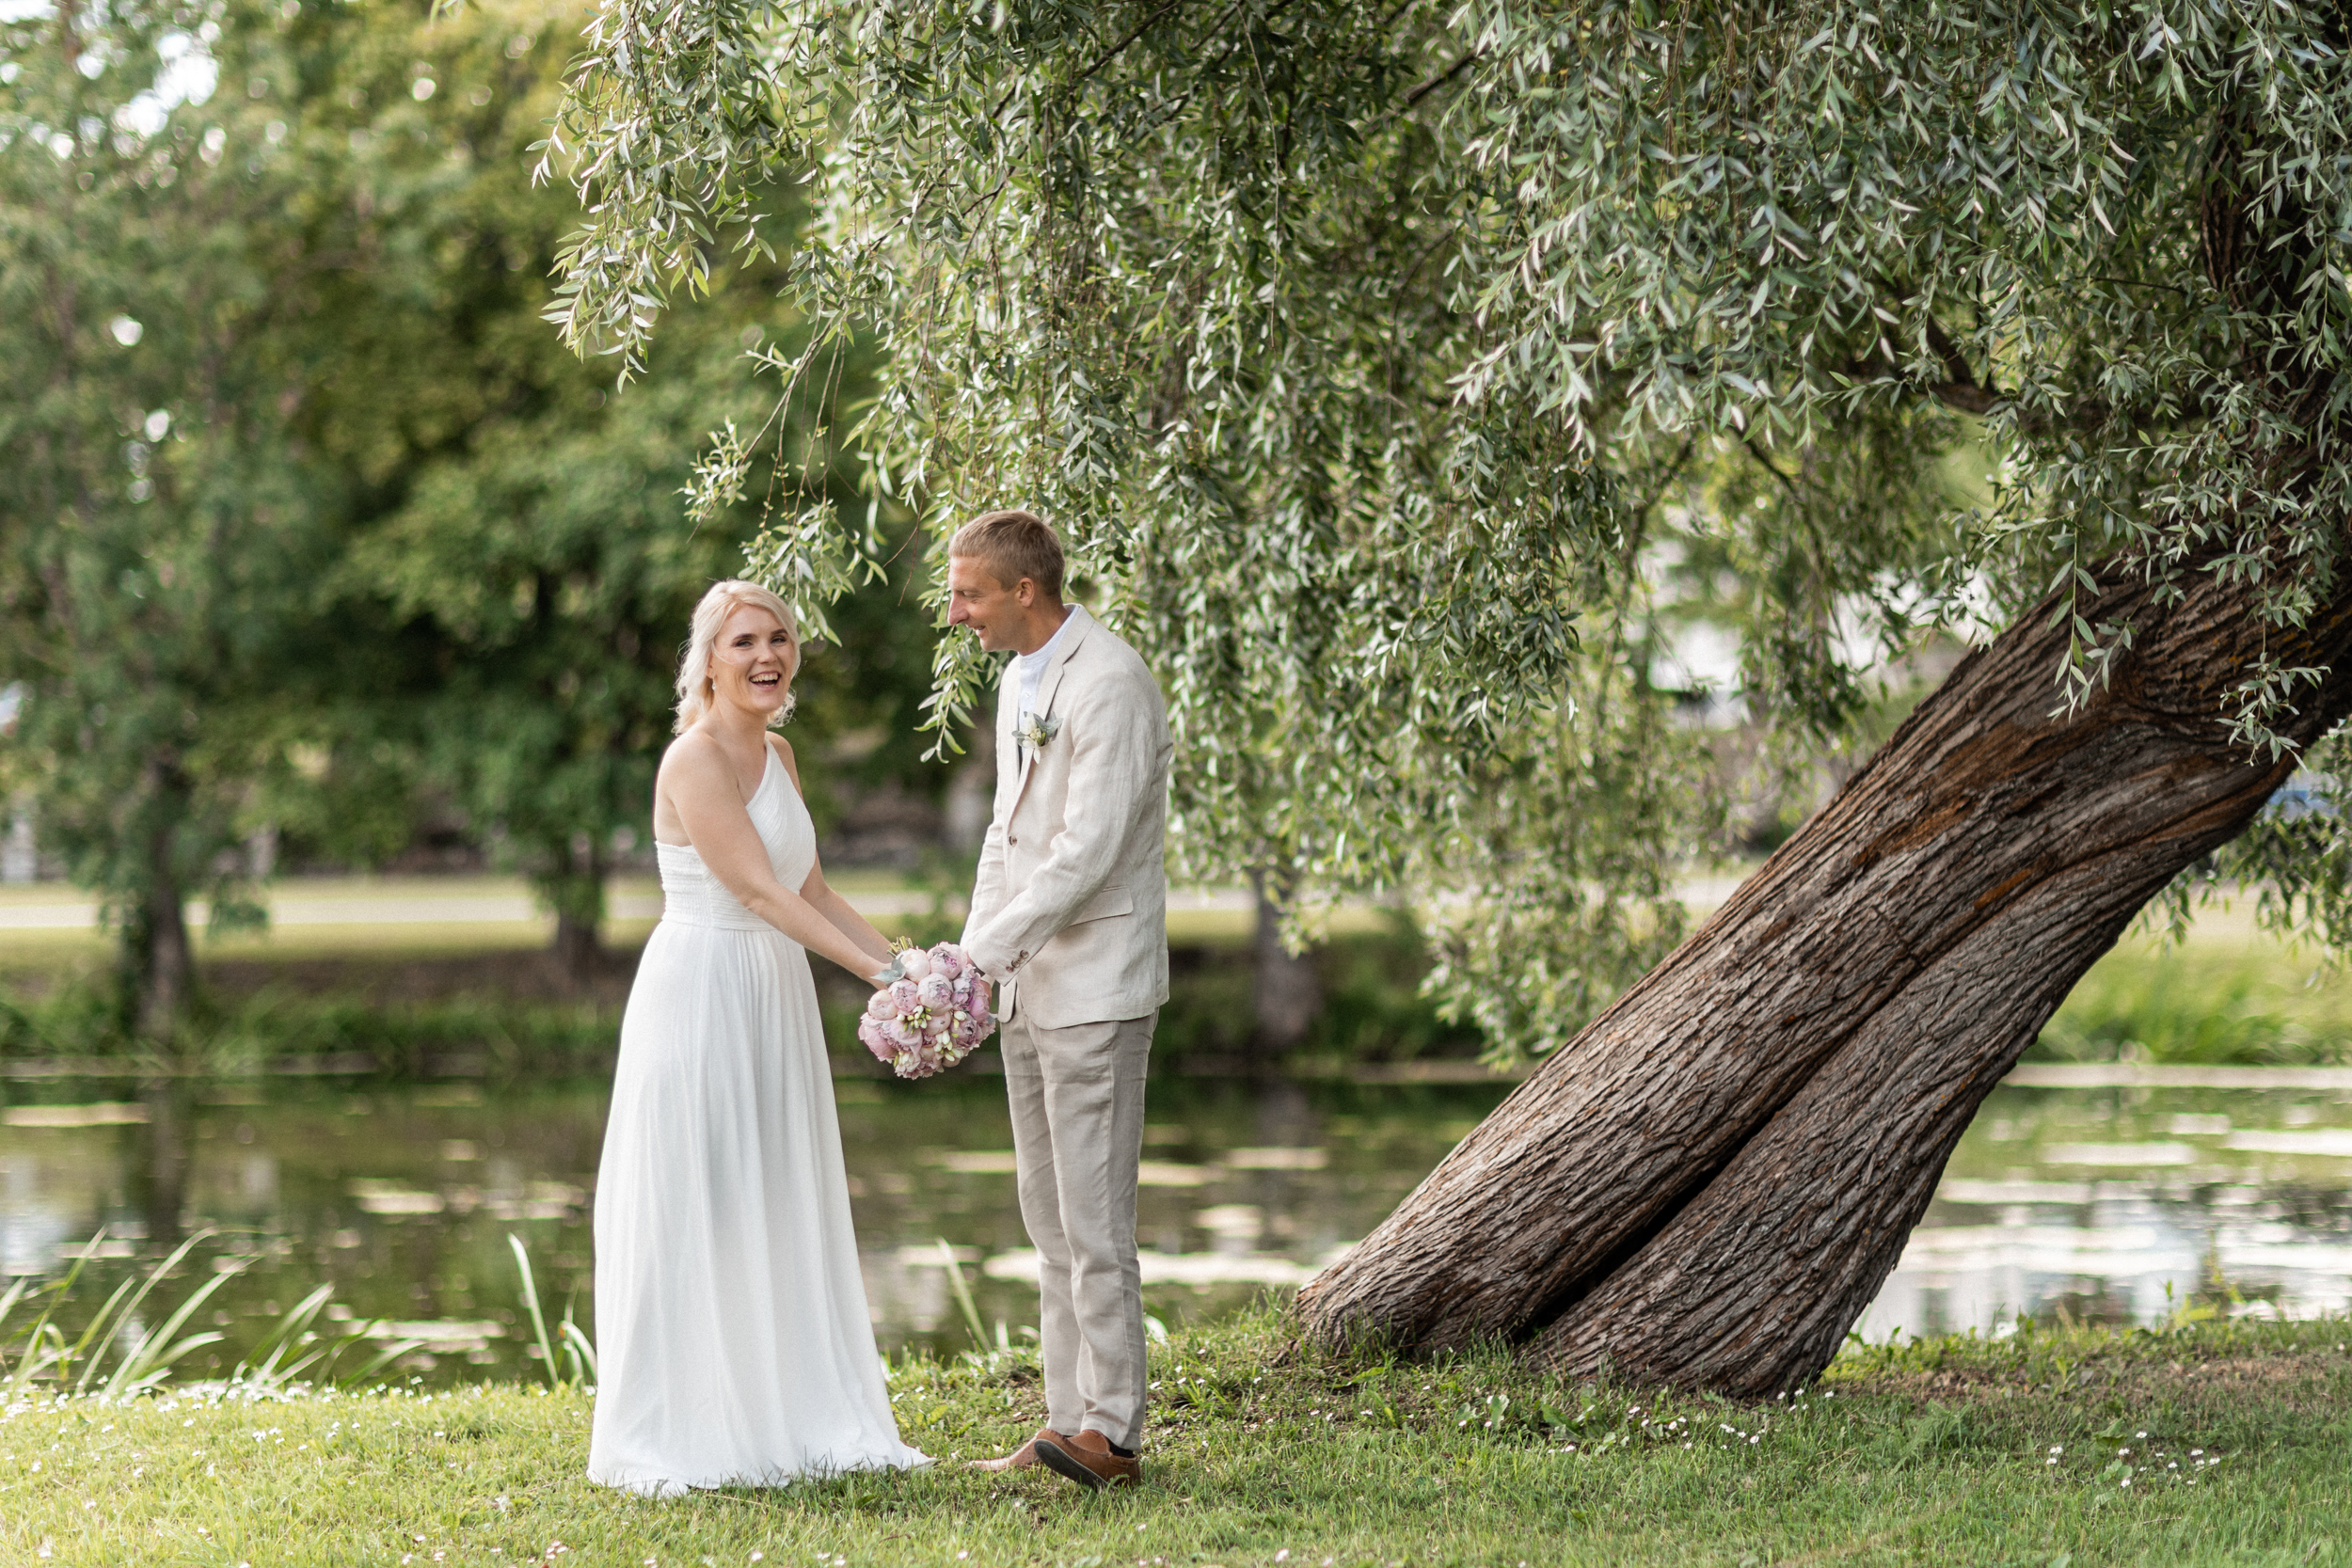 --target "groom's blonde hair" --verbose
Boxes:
[949,510,1064,598]
[674,579,799,735]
